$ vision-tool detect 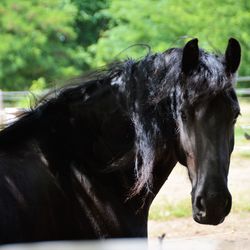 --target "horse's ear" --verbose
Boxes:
[182,38,199,74]
[225,38,241,73]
